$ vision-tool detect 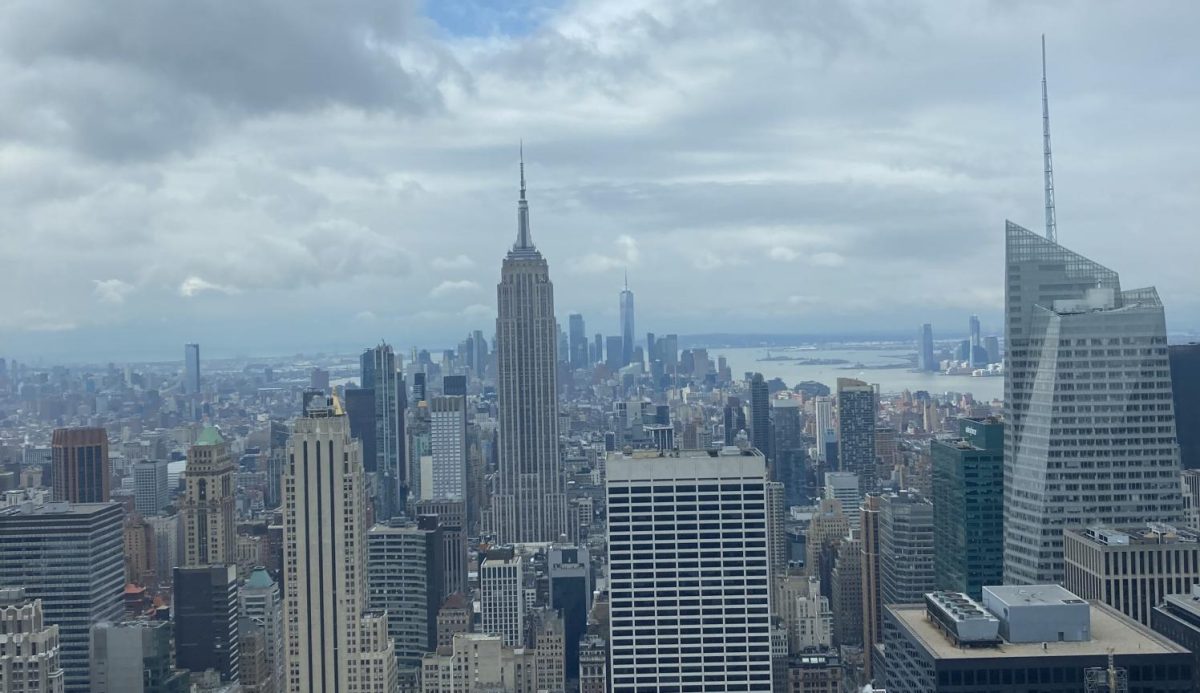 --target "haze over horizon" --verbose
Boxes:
[3,0,1198,362]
